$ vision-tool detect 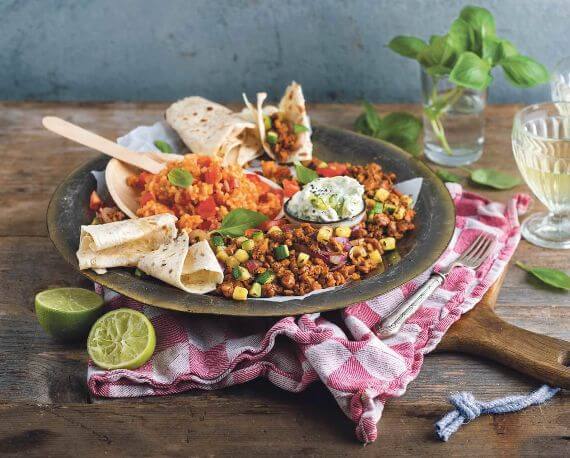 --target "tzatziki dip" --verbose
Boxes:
[286,176,365,222]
